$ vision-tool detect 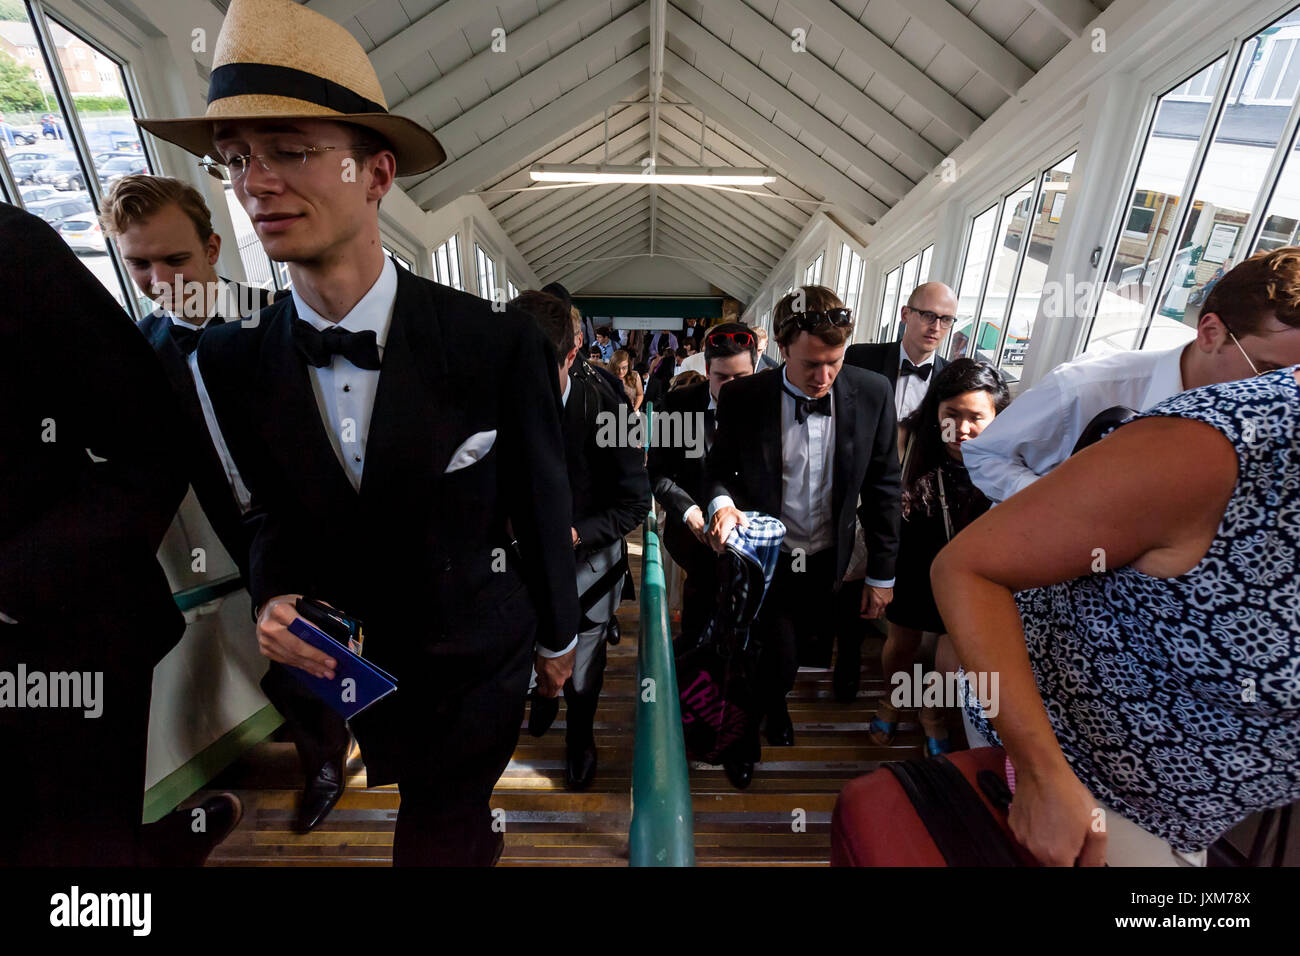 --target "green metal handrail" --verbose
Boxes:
[629,404,695,866]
